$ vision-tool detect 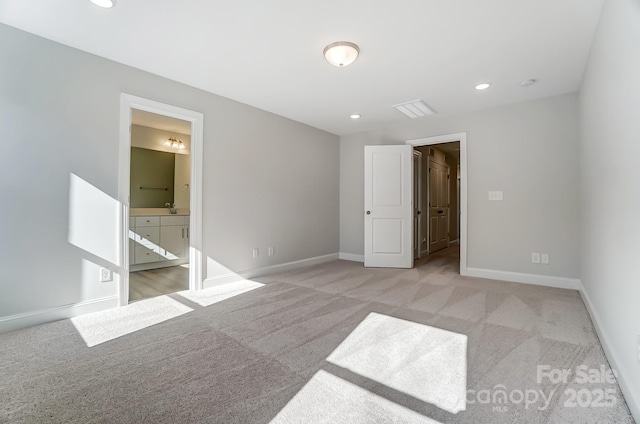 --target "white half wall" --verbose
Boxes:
[578,0,640,419]
[340,93,580,280]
